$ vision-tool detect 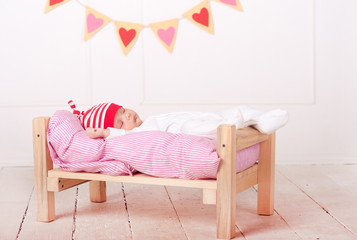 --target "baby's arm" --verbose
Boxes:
[86,128,110,139]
